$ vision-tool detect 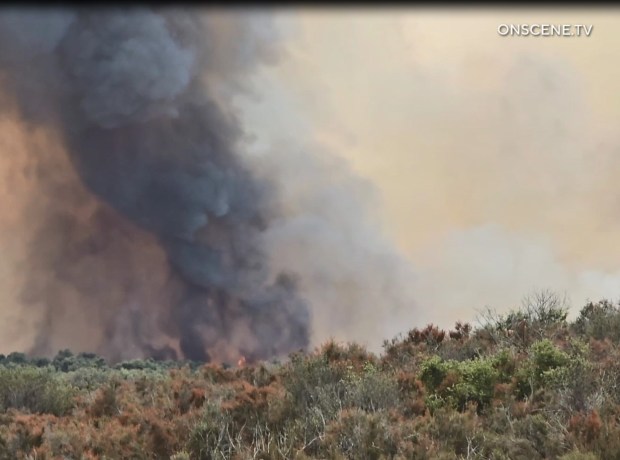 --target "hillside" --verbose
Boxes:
[0,294,619,459]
